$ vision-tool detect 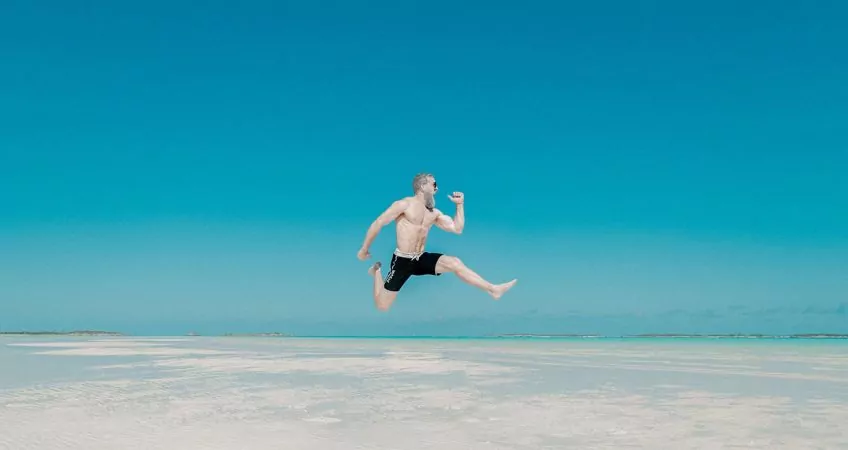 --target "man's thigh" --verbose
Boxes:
[414,252,445,276]
[384,260,413,291]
